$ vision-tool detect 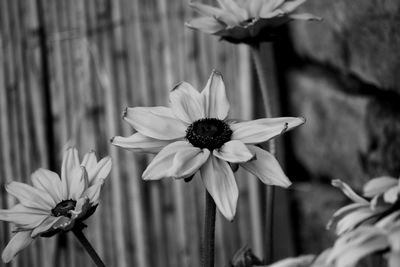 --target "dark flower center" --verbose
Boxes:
[52,200,77,217]
[186,118,232,150]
